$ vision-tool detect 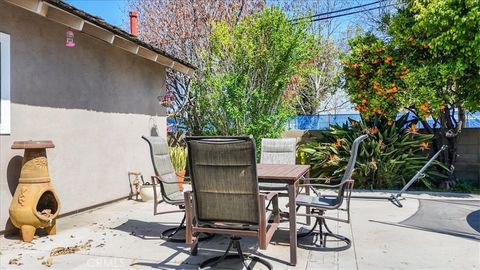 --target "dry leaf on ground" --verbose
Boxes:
[50,240,93,256]
[42,257,53,267]
[8,258,21,265]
